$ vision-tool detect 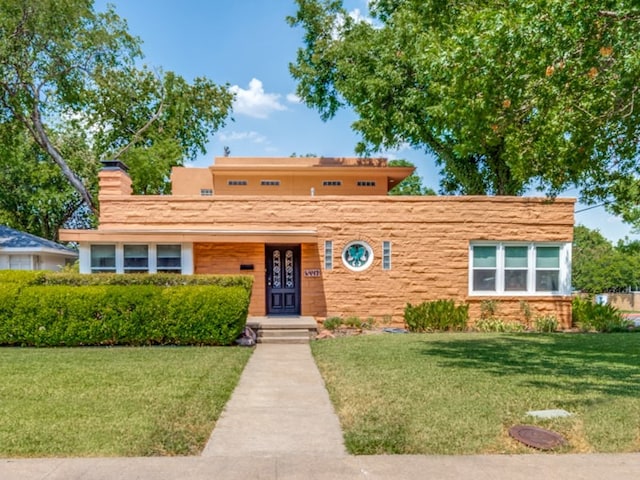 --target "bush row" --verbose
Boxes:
[0,270,253,289]
[0,273,253,346]
[404,300,469,332]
